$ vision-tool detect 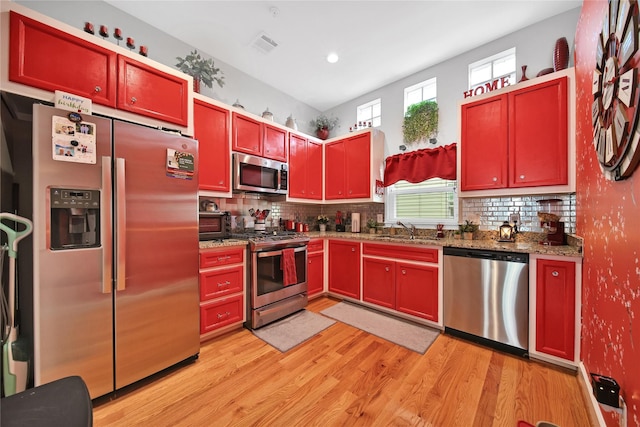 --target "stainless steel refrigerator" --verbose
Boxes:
[31,103,200,399]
